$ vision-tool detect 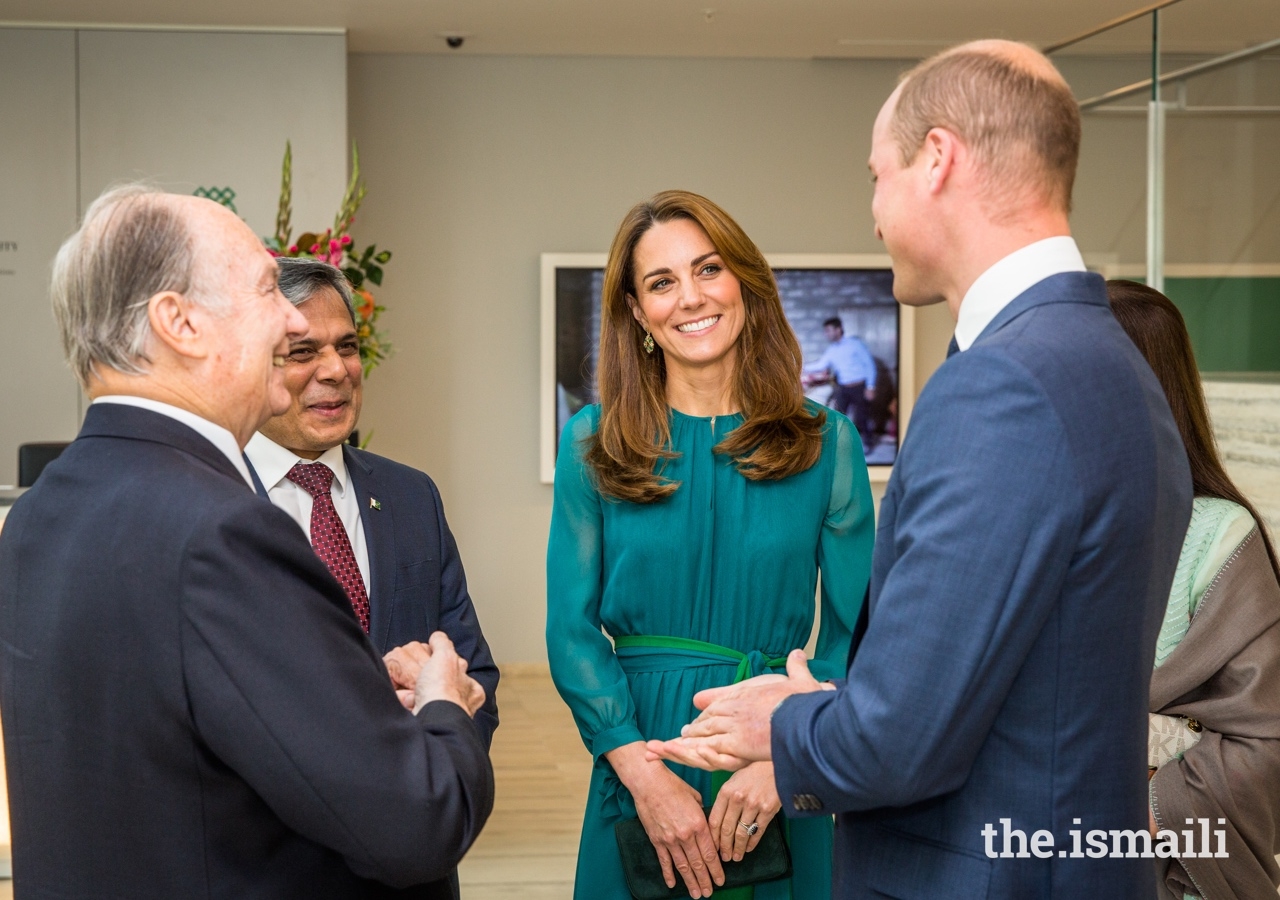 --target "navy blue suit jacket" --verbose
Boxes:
[772,273,1193,898]
[342,444,499,746]
[0,405,494,898]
